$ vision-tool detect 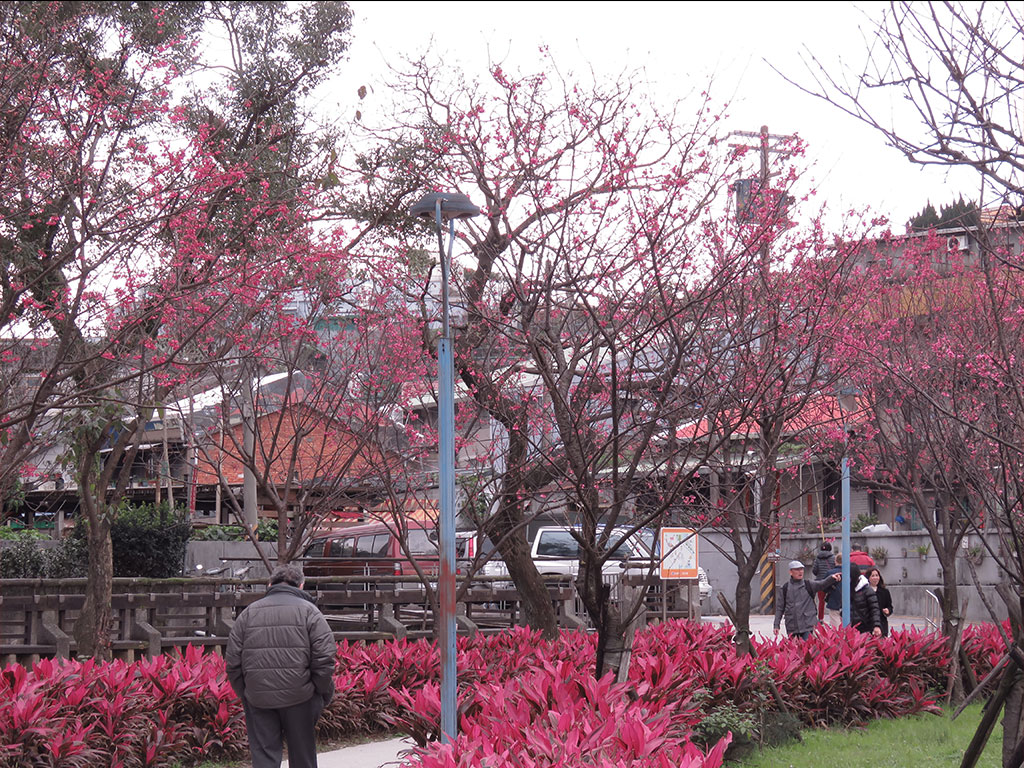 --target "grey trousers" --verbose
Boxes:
[242,695,326,768]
